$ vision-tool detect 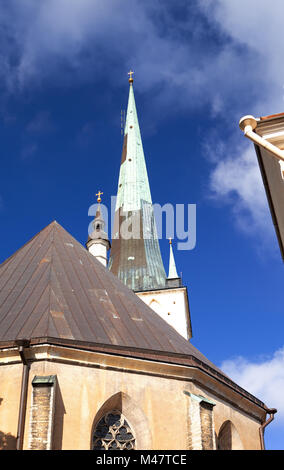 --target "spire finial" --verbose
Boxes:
[96,190,103,203]
[128,70,134,84]
[169,237,172,245]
